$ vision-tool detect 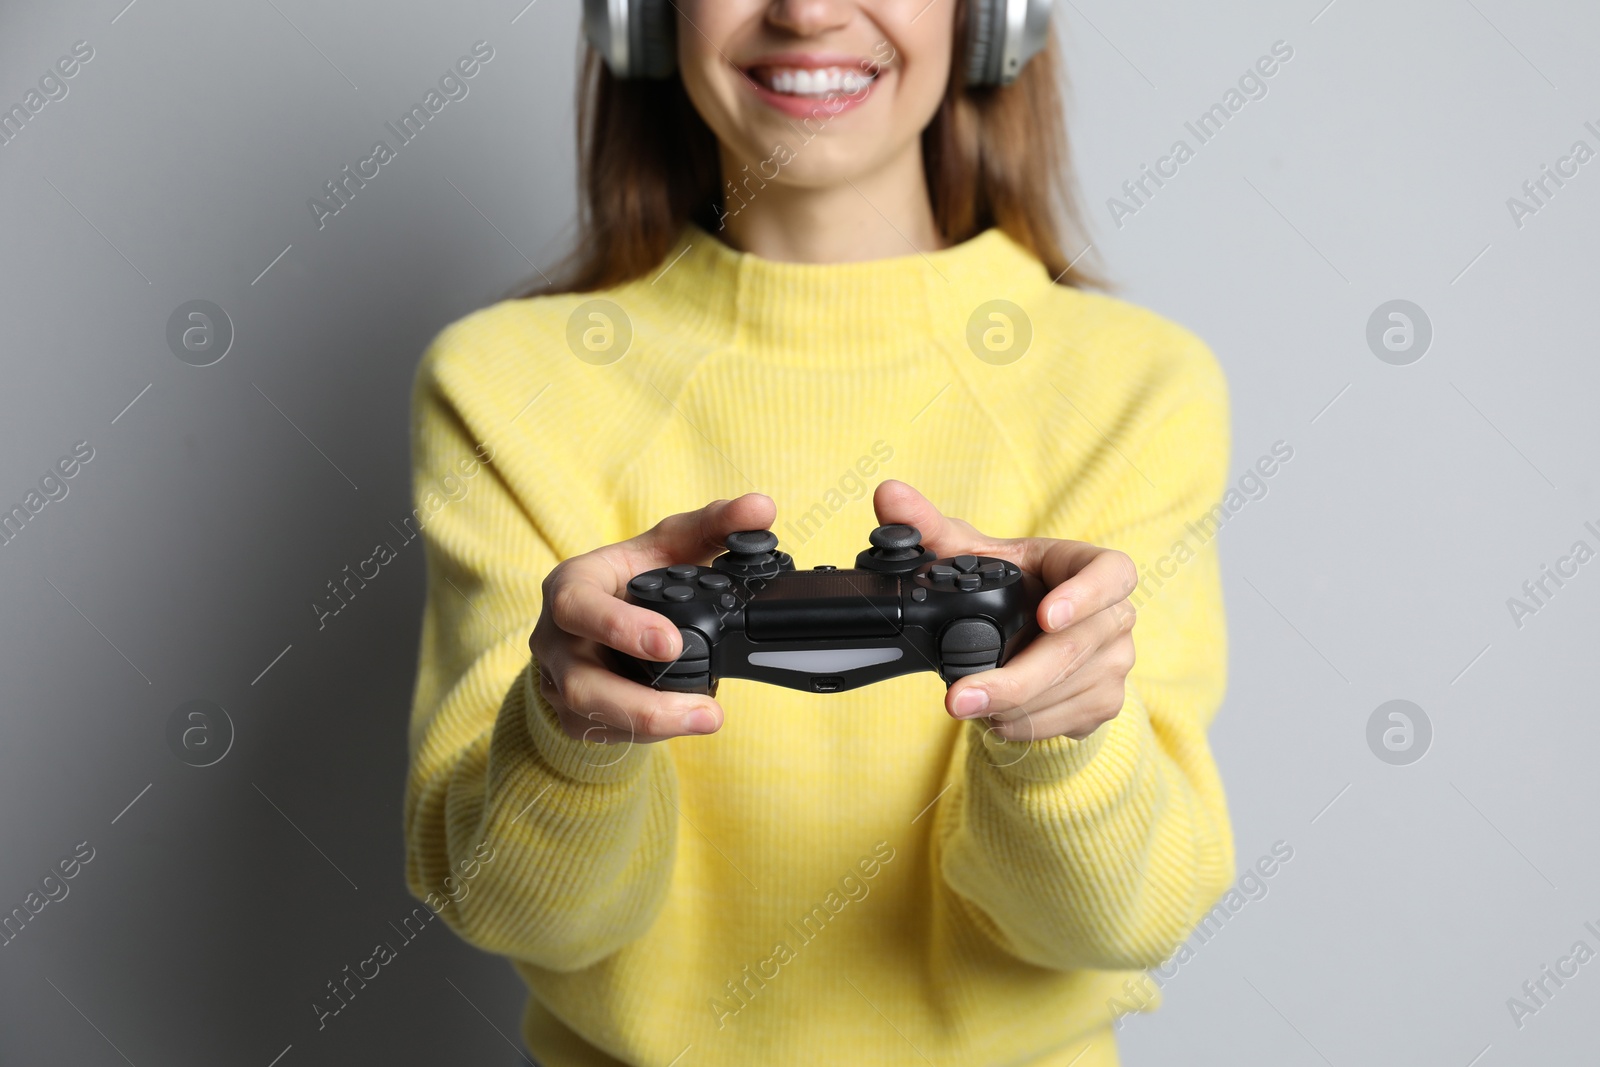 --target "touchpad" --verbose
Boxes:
[744,572,901,638]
